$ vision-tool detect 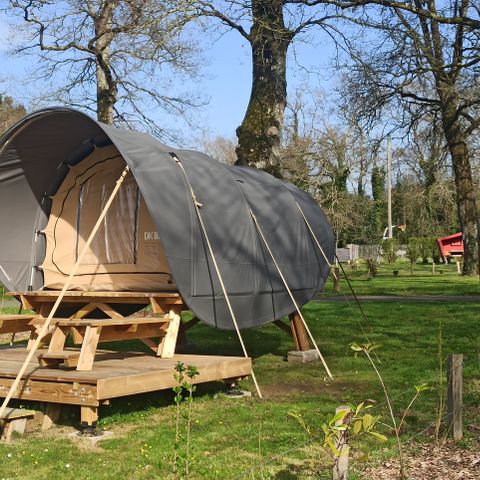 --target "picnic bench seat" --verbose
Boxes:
[0,315,40,334]
[5,291,185,372]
